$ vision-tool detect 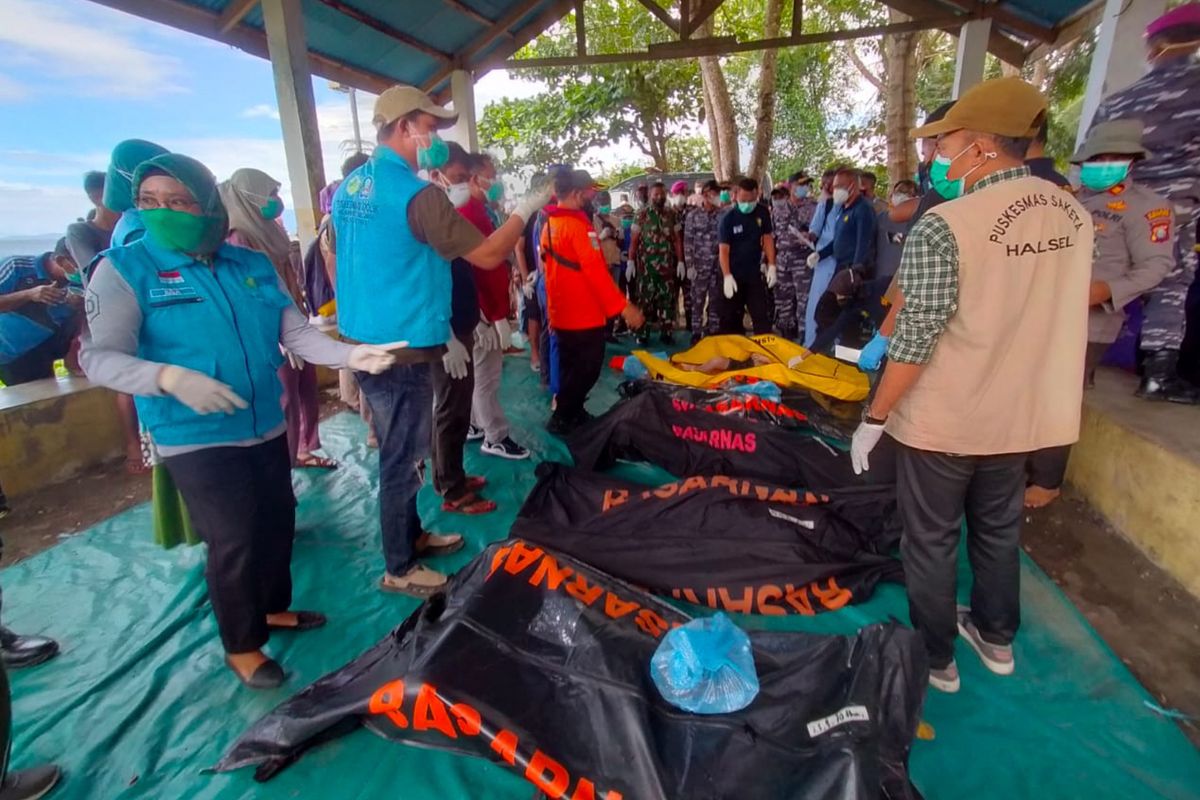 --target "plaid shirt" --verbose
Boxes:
[888,166,1031,365]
